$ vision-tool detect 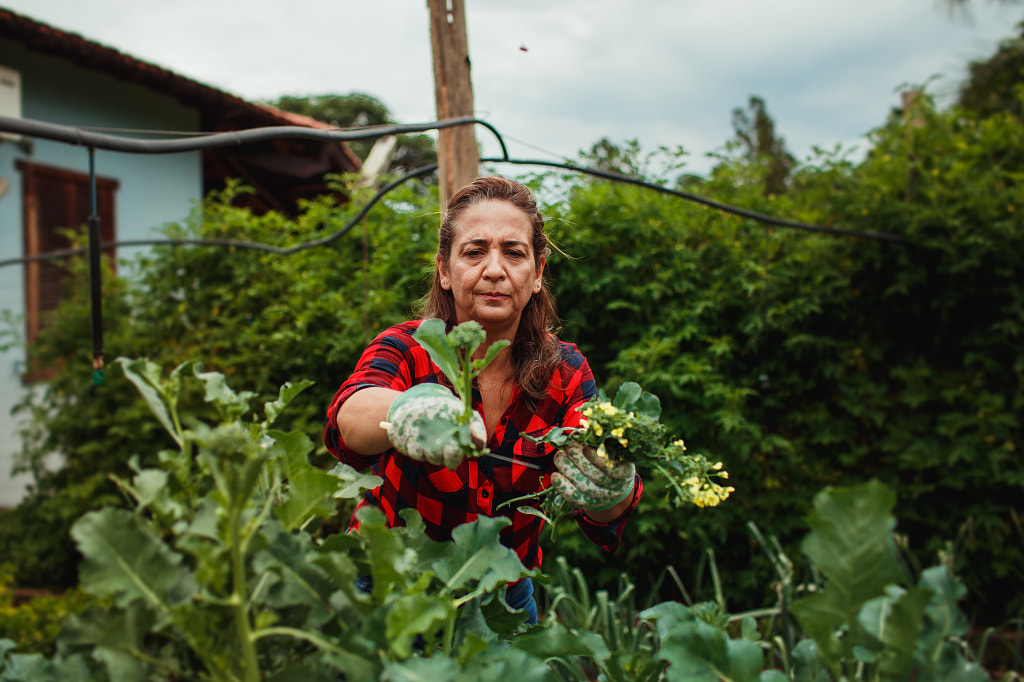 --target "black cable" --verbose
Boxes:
[481,158,906,243]
[0,116,906,271]
[0,114,510,159]
[0,163,440,267]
